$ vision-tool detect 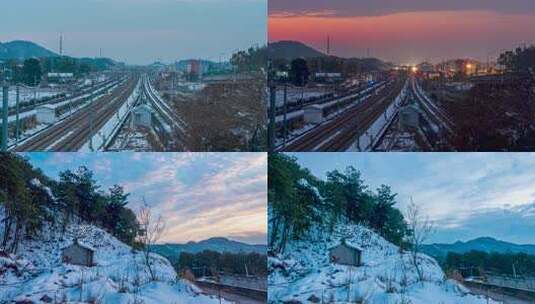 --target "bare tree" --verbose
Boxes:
[137,198,166,281]
[406,199,433,282]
